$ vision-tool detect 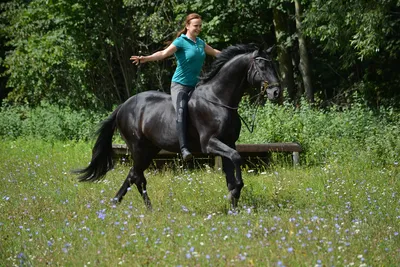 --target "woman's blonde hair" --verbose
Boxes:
[176,13,202,38]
